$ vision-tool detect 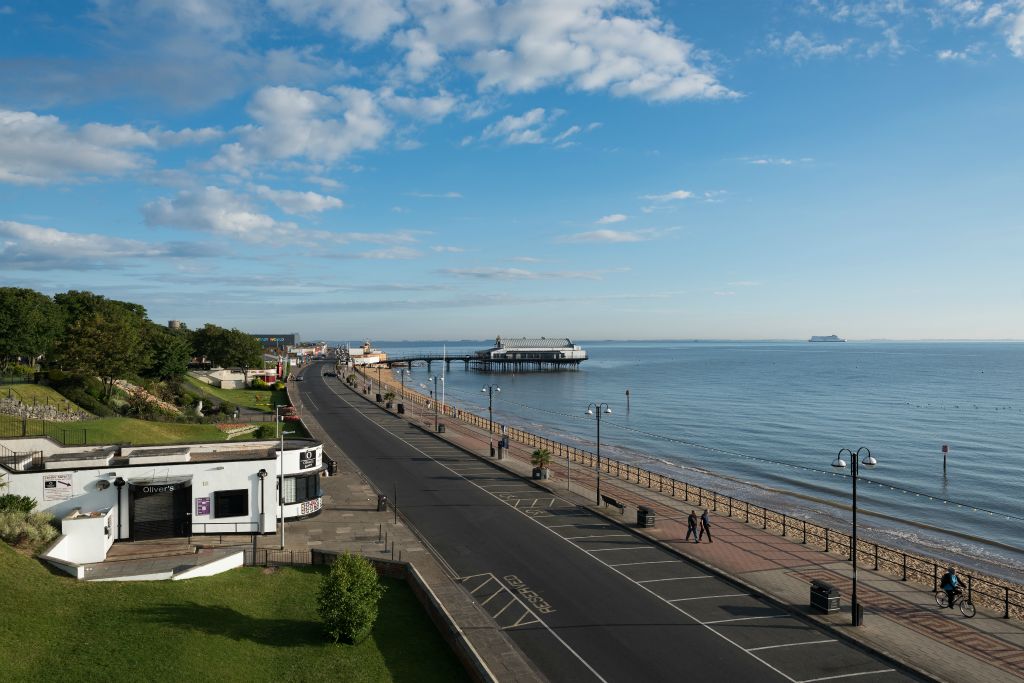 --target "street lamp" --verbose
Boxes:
[399,369,409,400]
[585,402,612,506]
[429,375,444,431]
[279,429,296,549]
[481,384,500,456]
[376,363,383,401]
[832,446,877,626]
